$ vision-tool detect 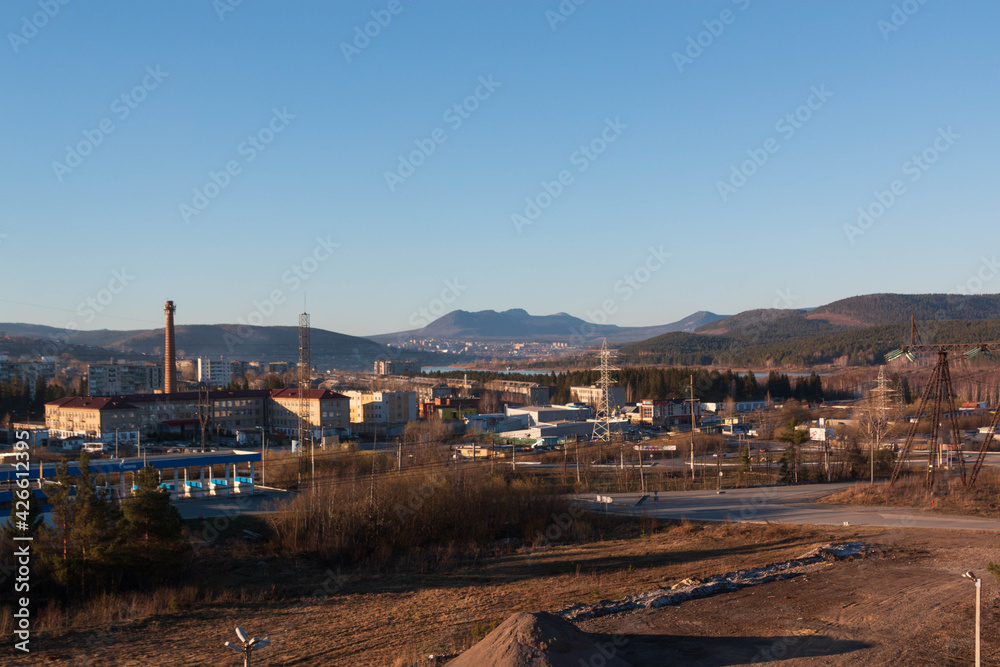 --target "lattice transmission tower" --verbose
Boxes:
[298,310,312,483]
[591,339,618,442]
[887,316,1000,490]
